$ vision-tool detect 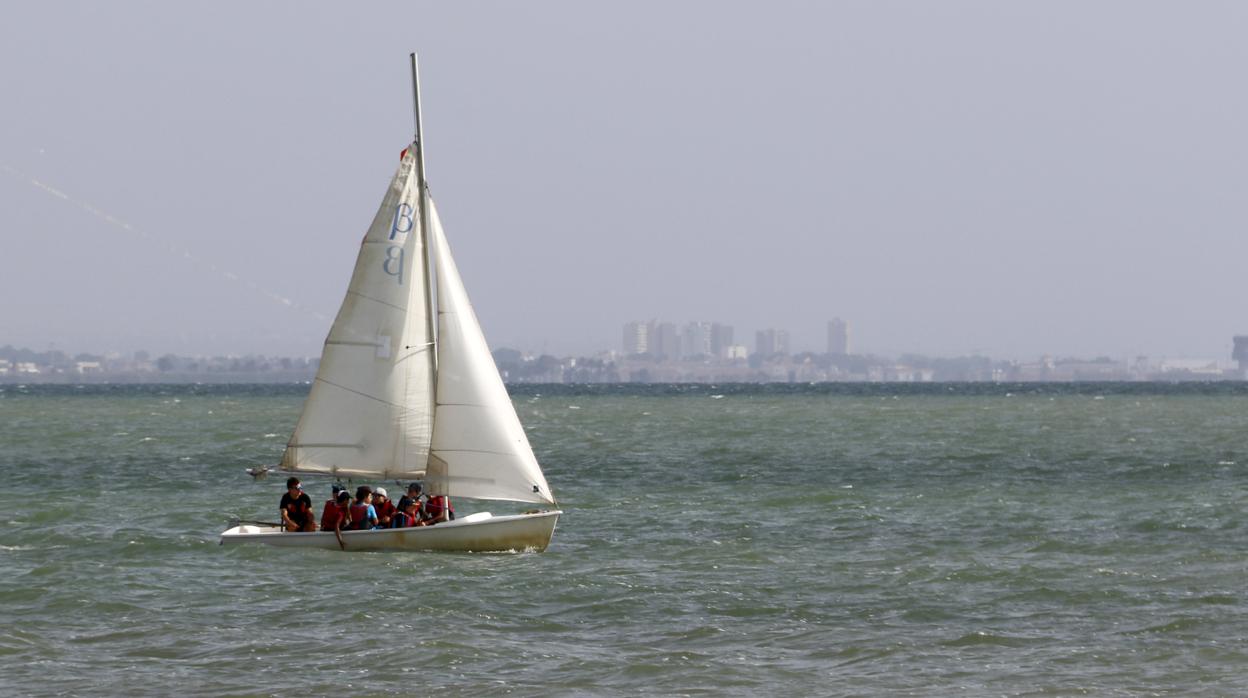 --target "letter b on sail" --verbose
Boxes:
[390,202,415,240]
[383,245,404,284]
